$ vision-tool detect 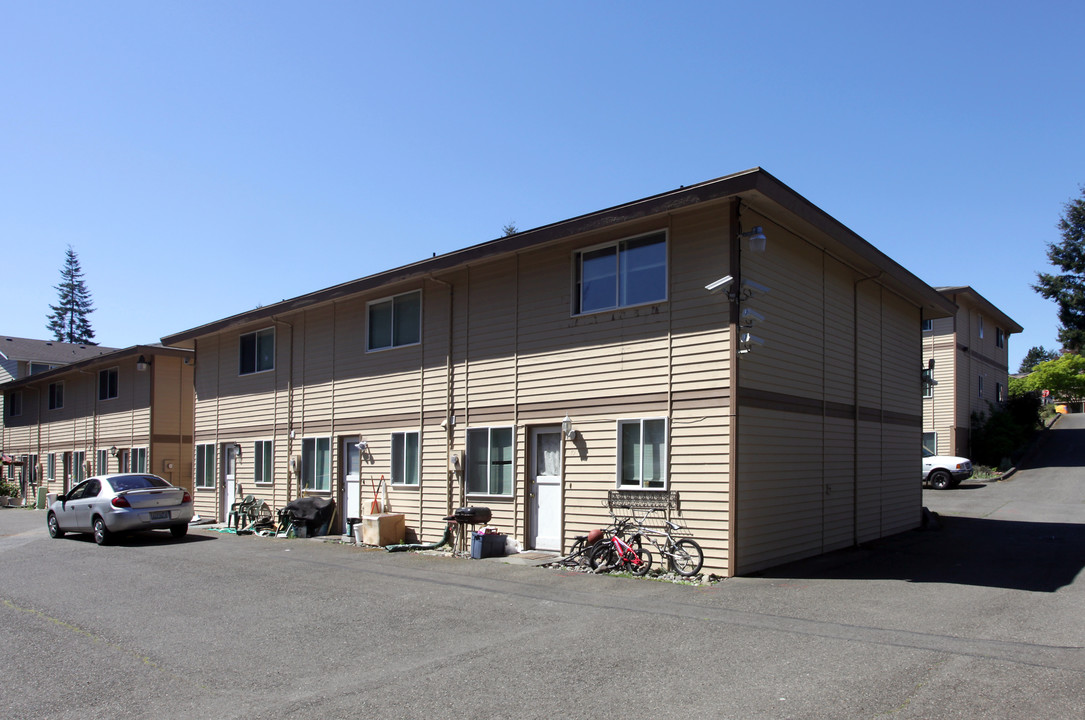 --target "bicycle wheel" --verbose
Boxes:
[669,538,704,576]
[628,546,653,576]
[589,541,619,572]
[561,537,588,566]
